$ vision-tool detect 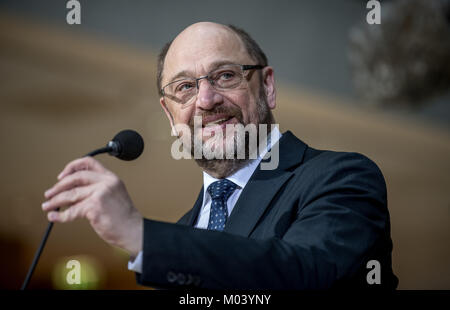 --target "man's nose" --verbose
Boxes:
[195,78,223,110]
